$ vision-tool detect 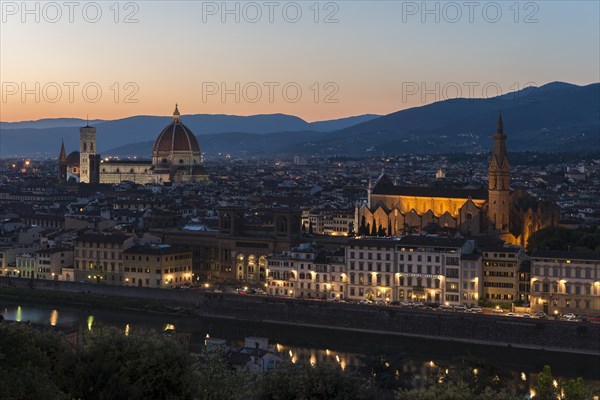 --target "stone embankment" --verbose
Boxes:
[1,277,599,354]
